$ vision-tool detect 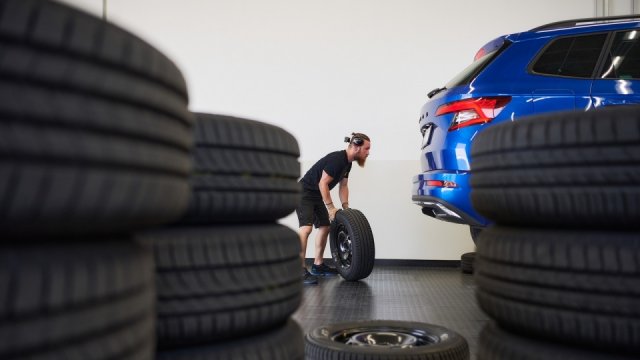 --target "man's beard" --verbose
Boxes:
[356,156,366,168]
